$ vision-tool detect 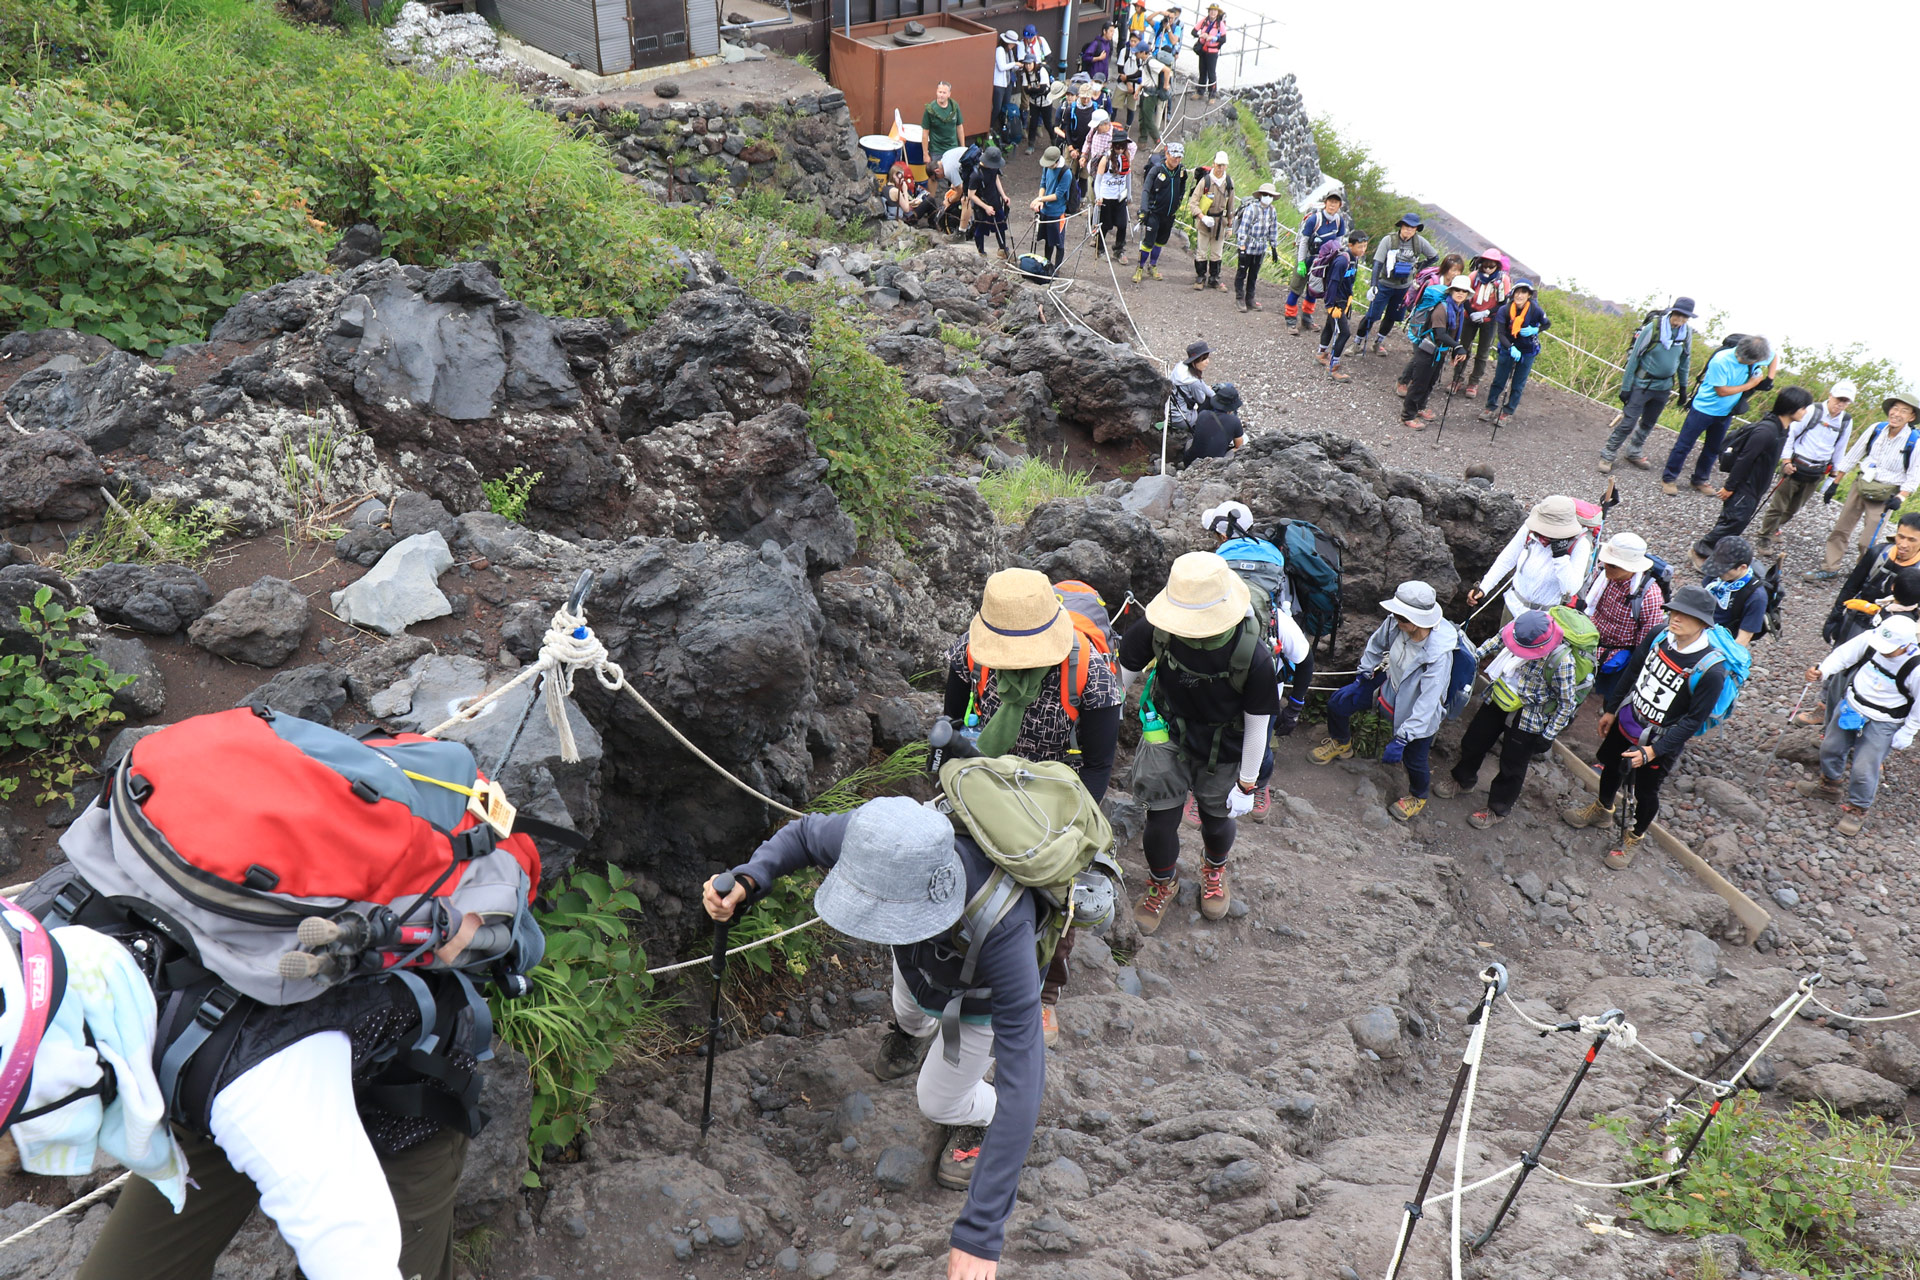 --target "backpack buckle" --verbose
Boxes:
[194,987,240,1031]
[47,880,94,927]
